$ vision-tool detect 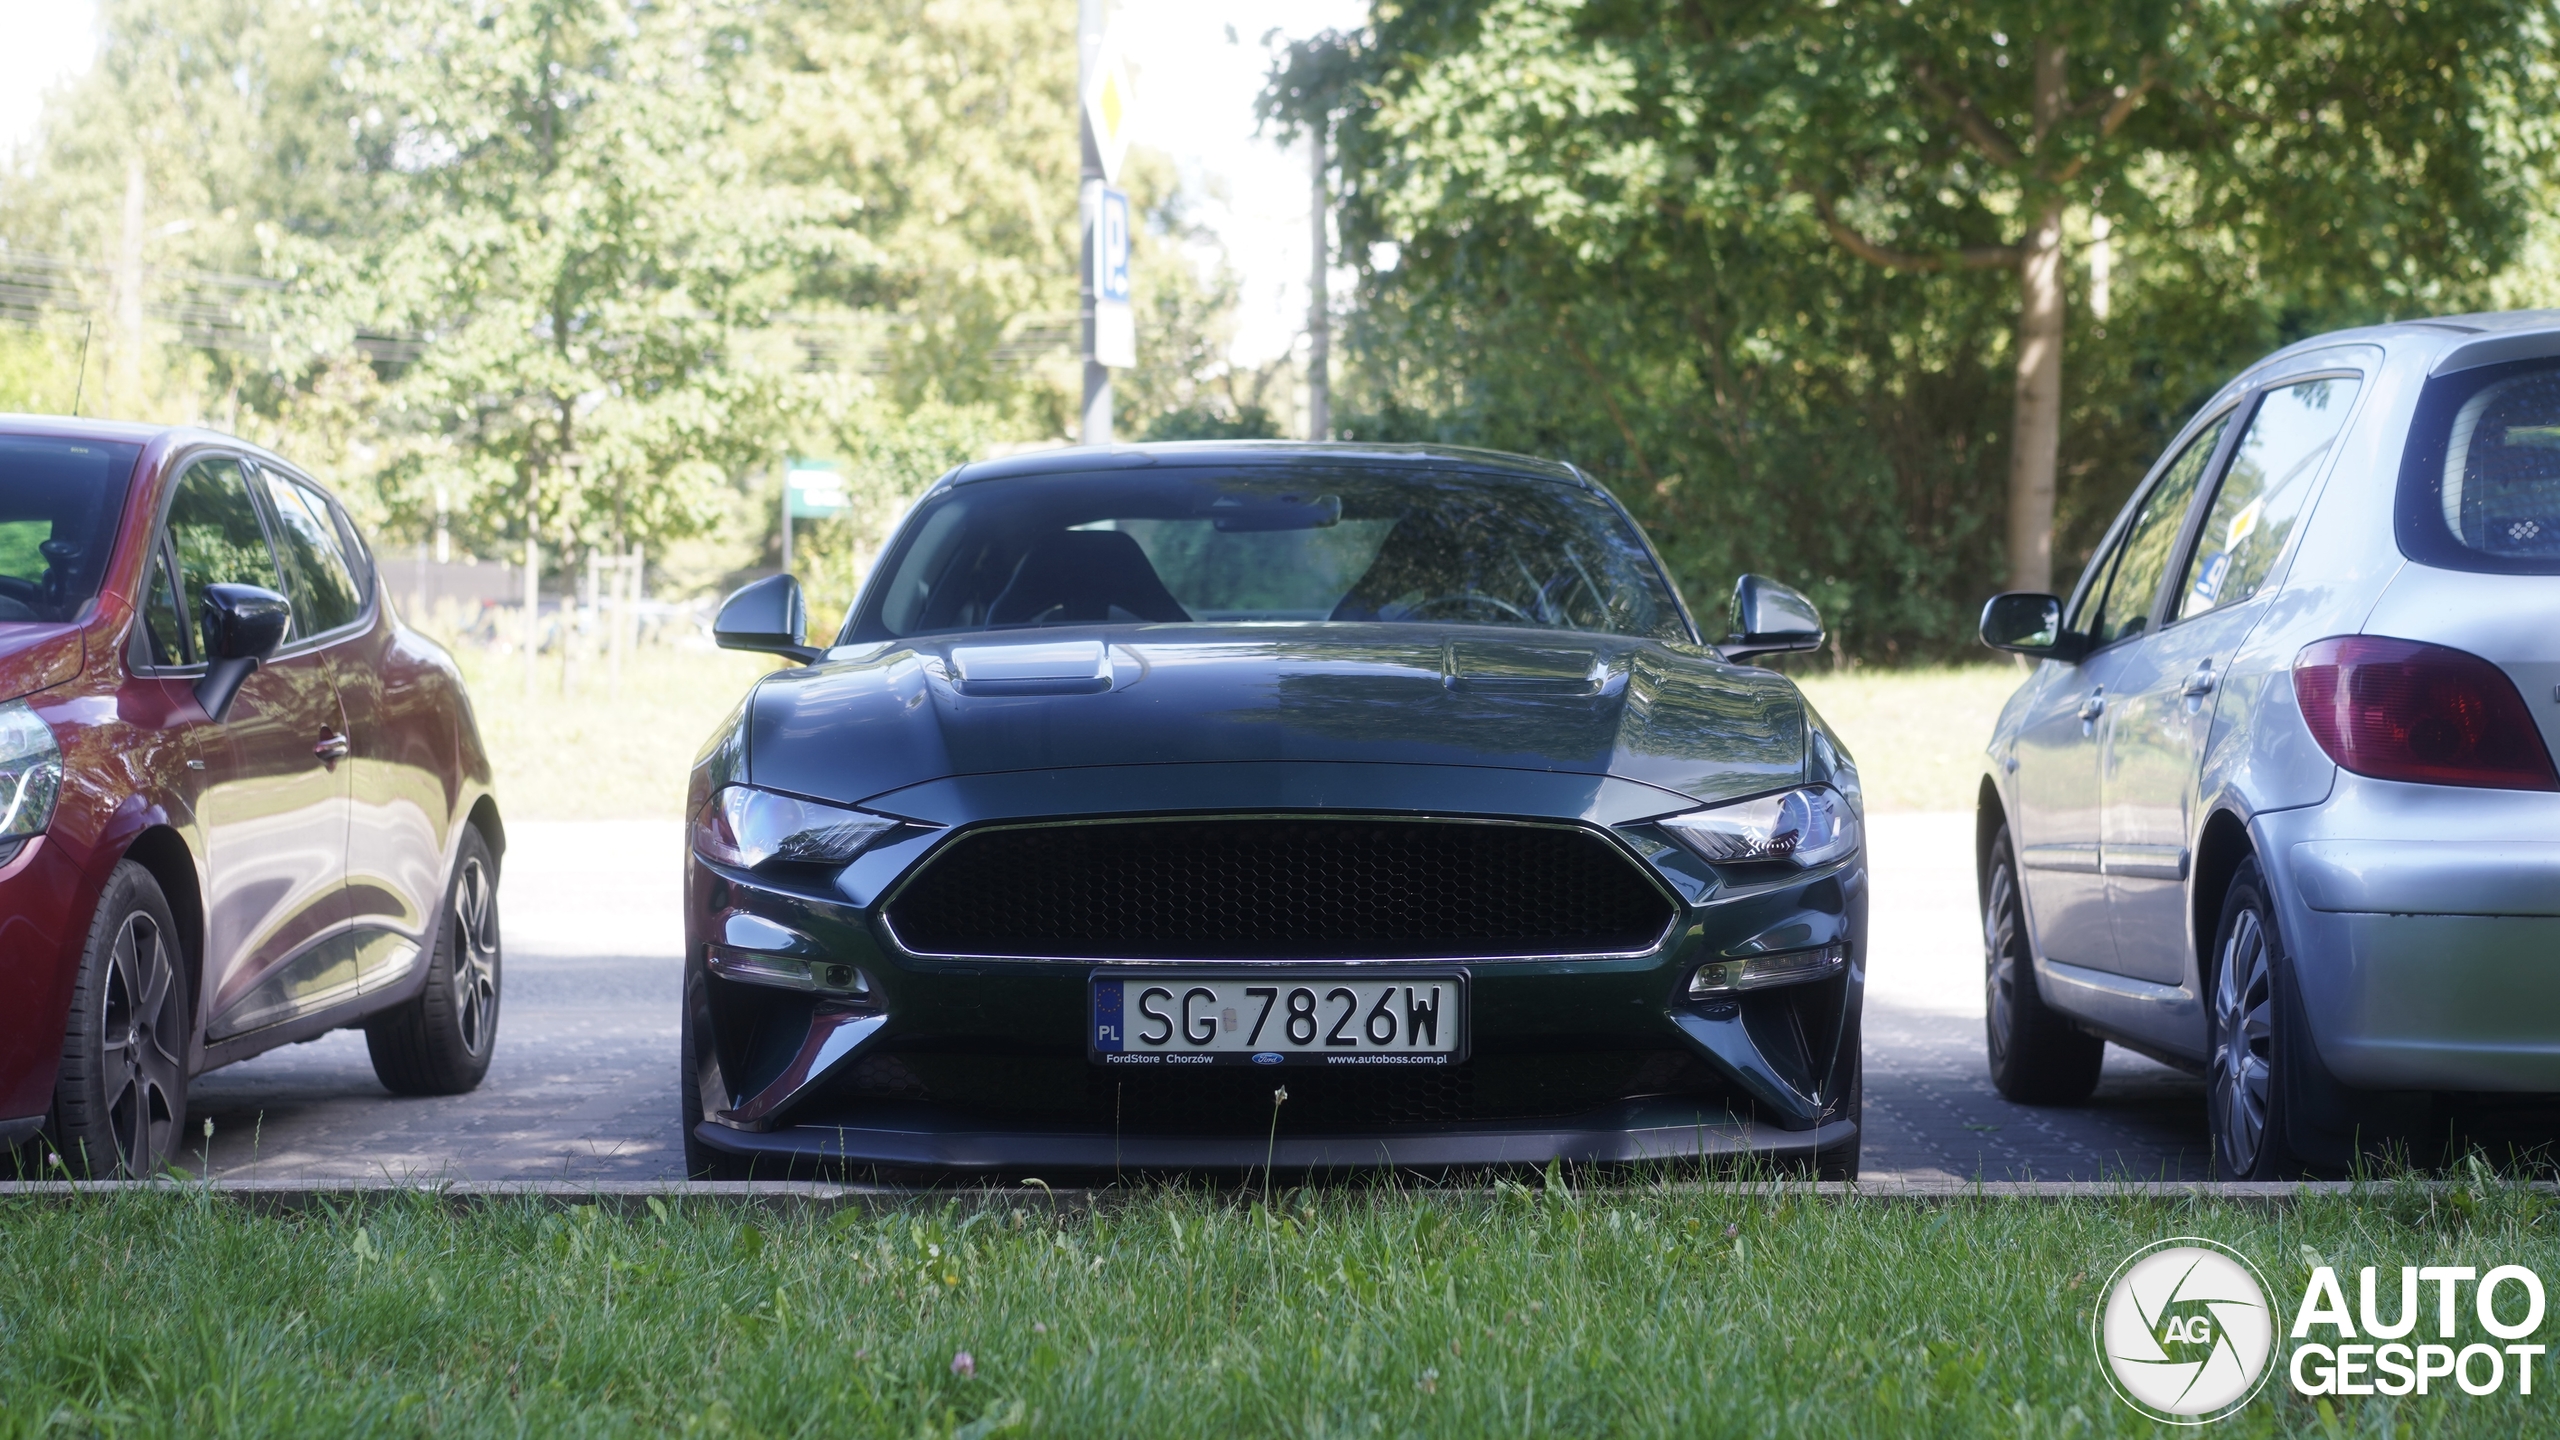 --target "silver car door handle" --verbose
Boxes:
[2077,691,2106,722]
[2182,666,2217,698]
